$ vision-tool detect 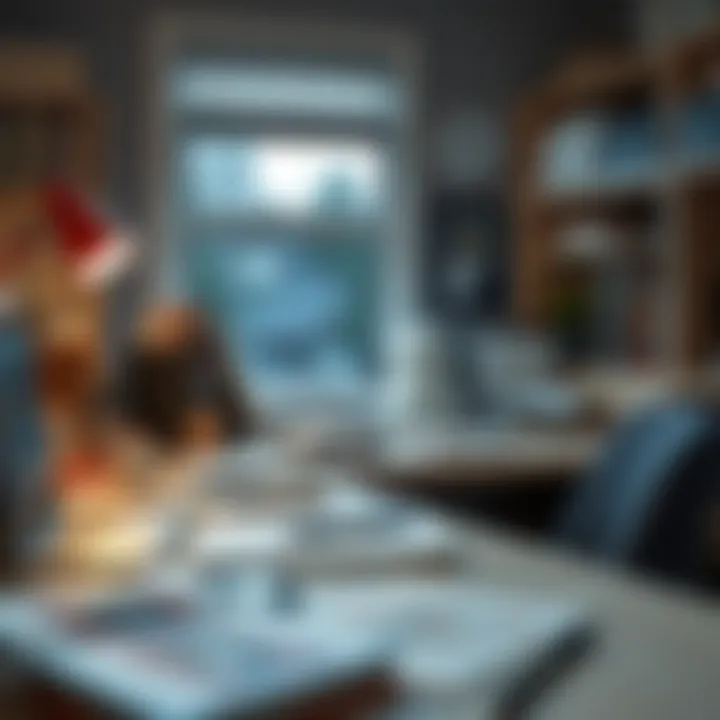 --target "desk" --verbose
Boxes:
[452,521,720,720]
[29,519,720,719]
[4,467,720,719]
[379,426,604,488]
[372,365,720,489]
